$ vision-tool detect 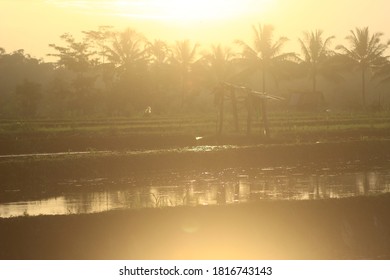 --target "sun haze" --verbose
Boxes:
[1,0,390,59]
[0,0,276,57]
[46,0,275,21]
